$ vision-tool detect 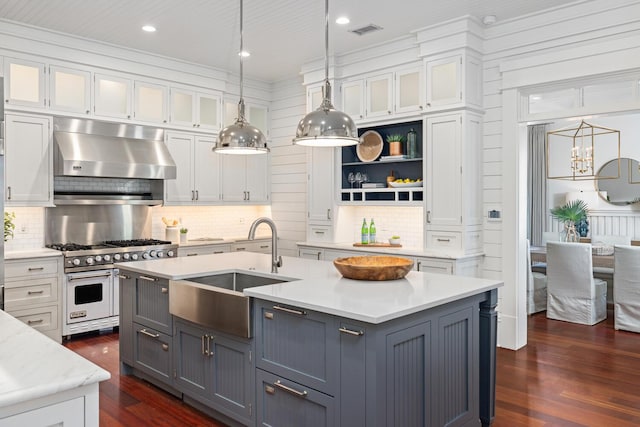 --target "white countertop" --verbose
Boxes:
[177,236,271,248]
[297,241,483,260]
[116,252,502,324]
[0,310,110,409]
[5,248,62,260]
